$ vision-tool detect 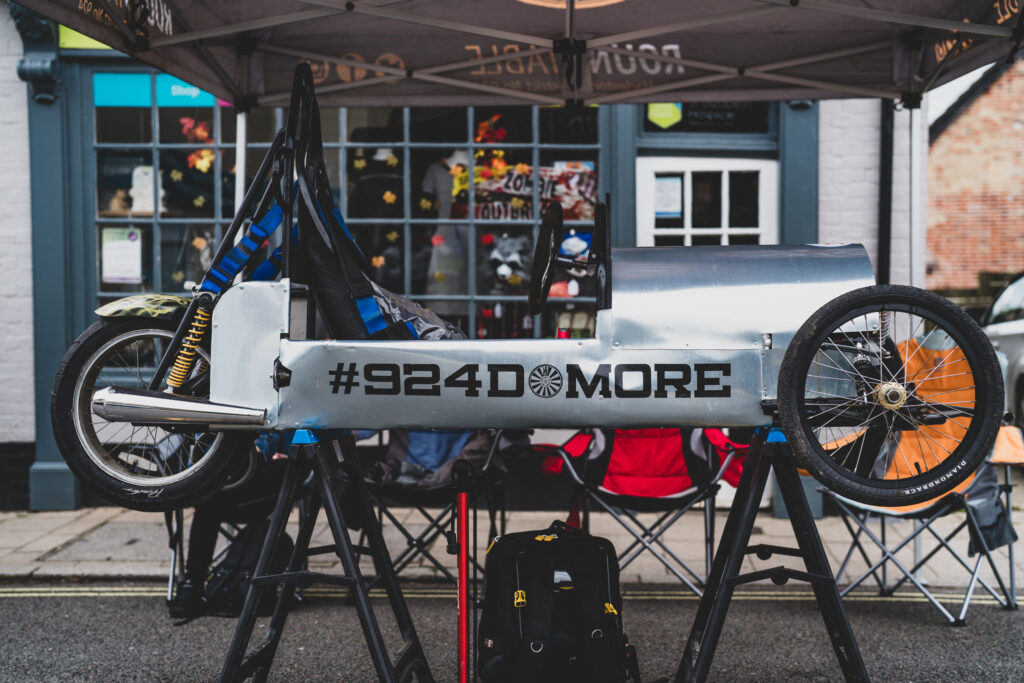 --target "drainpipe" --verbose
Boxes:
[877,99,894,286]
